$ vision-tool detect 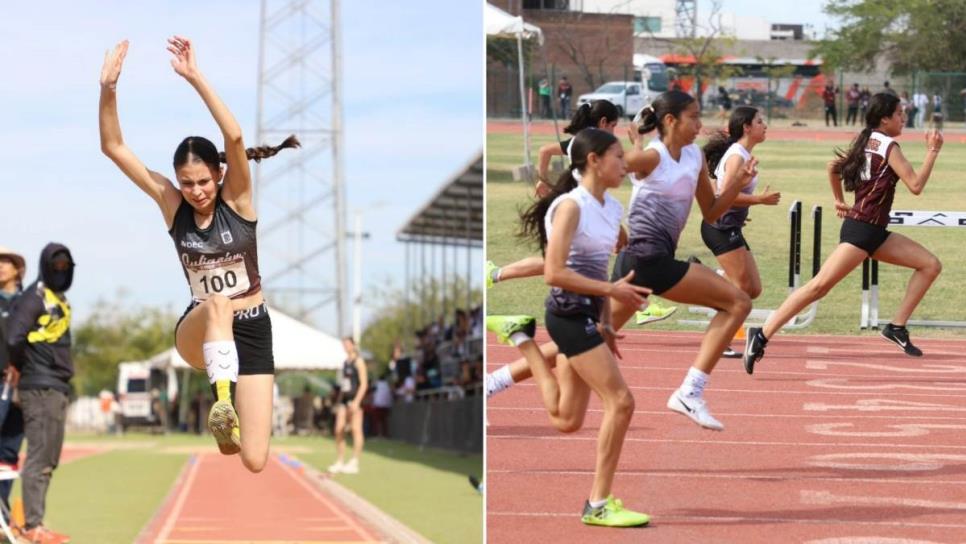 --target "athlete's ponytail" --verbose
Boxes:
[563,100,620,134]
[833,93,900,192]
[174,134,301,169]
[704,106,758,178]
[518,128,618,253]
